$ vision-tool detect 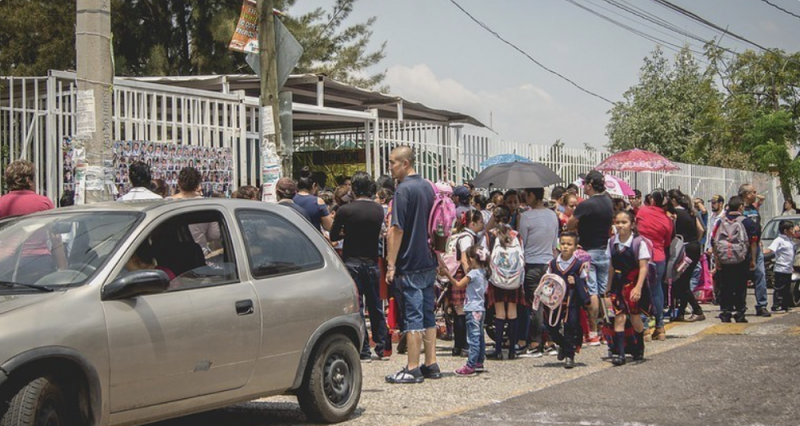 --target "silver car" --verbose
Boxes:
[0,199,364,425]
